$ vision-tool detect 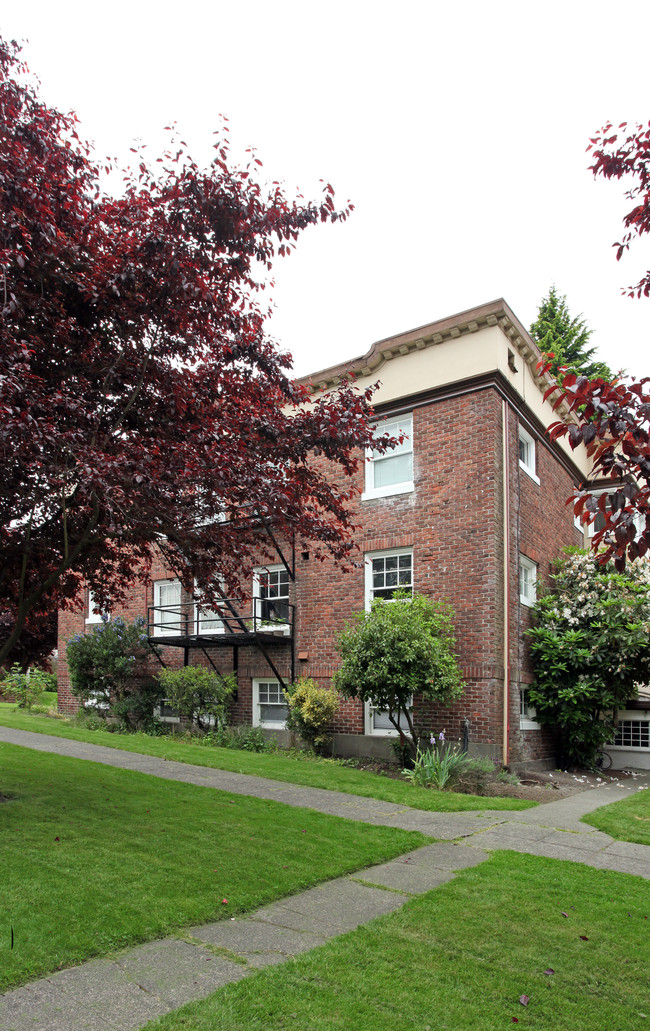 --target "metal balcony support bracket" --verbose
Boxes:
[258,514,295,582]
[199,646,222,677]
[255,640,288,693]
[147,640,167,668]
